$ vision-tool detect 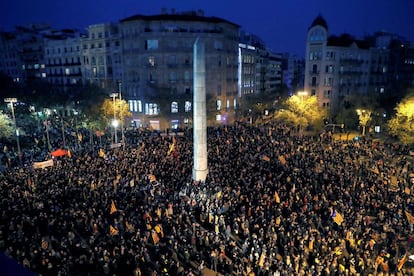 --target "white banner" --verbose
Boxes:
[33,159,54,169]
